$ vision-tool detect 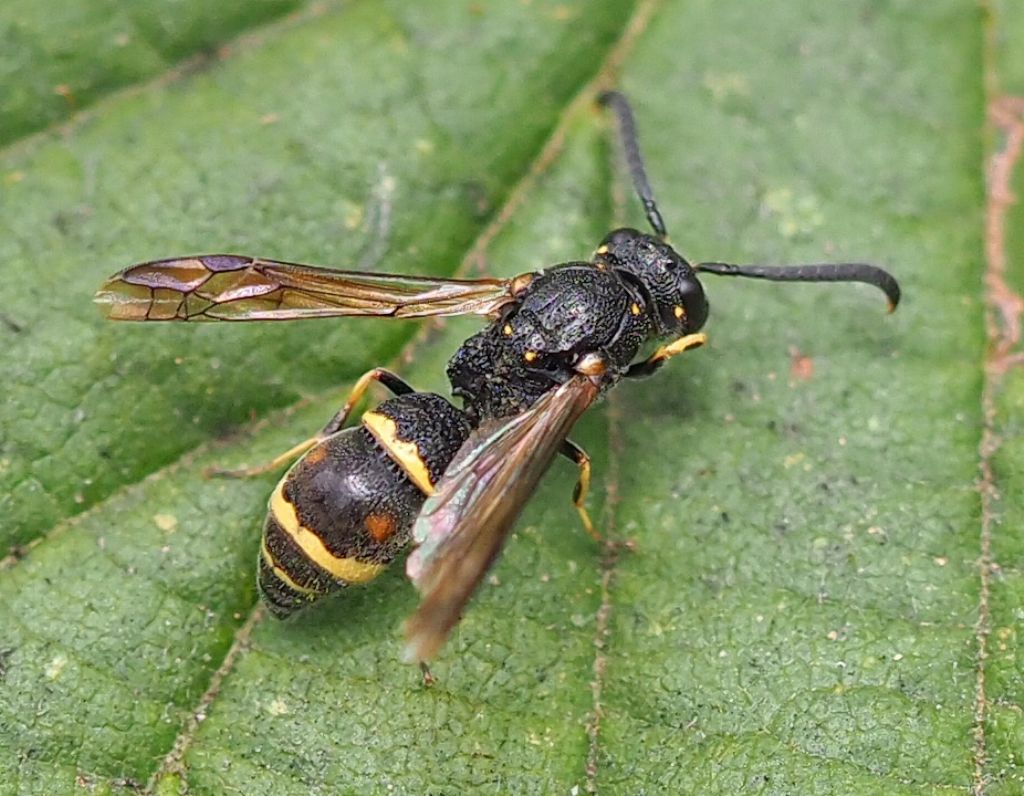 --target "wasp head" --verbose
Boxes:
[594,228,709,336]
